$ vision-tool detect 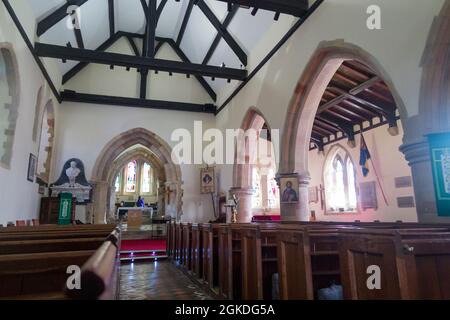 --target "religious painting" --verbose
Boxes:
[279,175,299,204]
[200,167,215,194]
[27,153,37,182]
[428,132,450,217]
